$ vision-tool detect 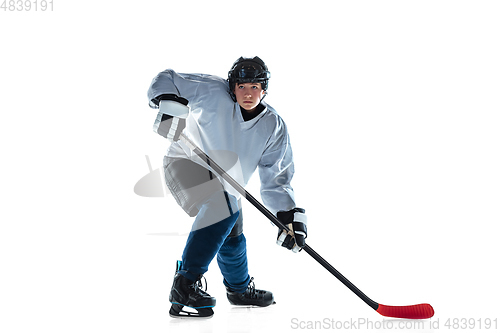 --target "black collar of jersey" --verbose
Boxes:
[240,103,265,122]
